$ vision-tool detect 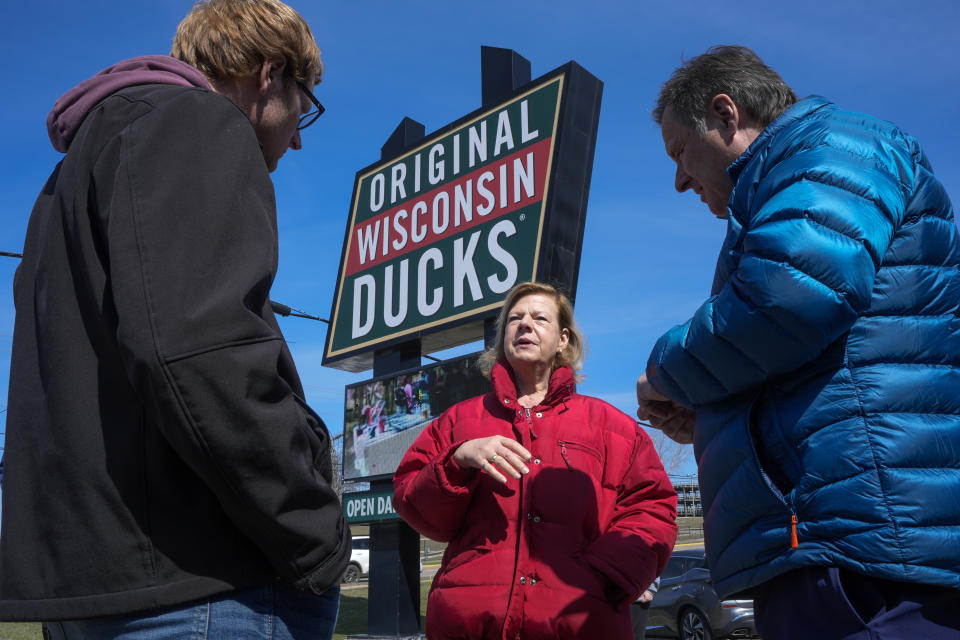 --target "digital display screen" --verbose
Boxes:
[342,352,490,480]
